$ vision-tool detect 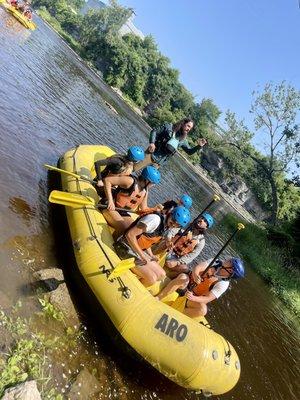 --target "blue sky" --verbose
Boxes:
[115,0,299,137]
